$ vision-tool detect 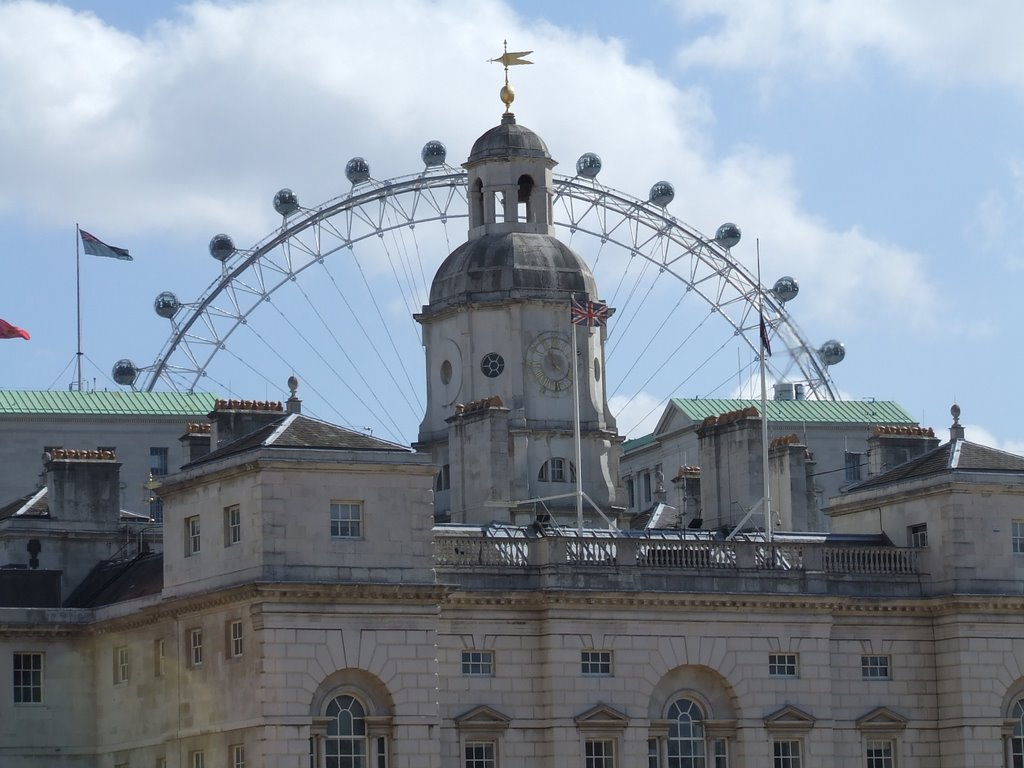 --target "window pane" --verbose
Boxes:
[331,502,362,538]
[461,650,494,676]
[465,741,495,768]
[585,739,615,768]
[667,698,705,768]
